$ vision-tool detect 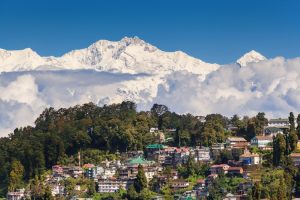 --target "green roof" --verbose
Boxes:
[146,143,166,149]
[128,156,153,165]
